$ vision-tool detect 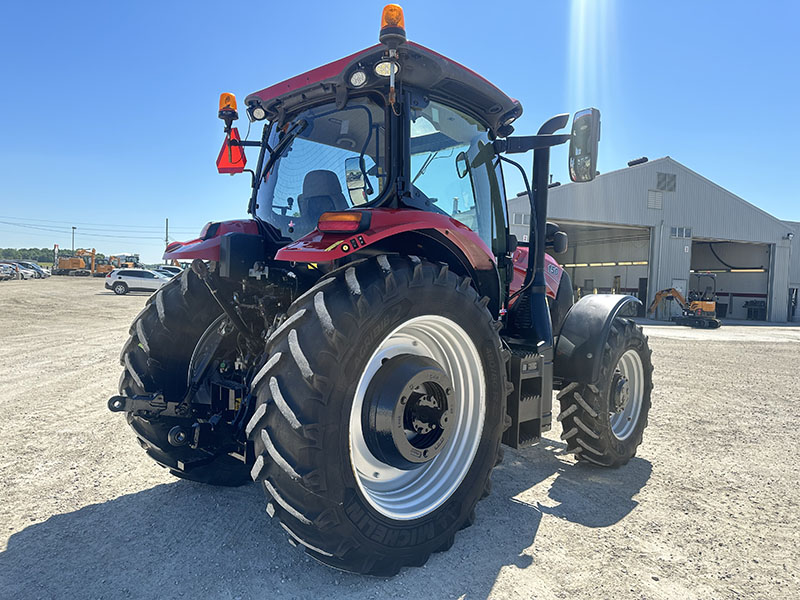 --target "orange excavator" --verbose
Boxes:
[53,248,114,276]
[77,249,115,276]
[648,273,721,329]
